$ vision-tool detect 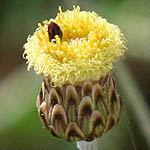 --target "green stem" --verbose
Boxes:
[76,139,98,150]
